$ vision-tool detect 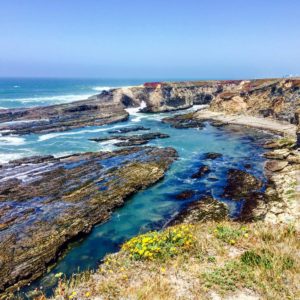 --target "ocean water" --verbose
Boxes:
[0,79,273,298]
[0,78,148,109]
